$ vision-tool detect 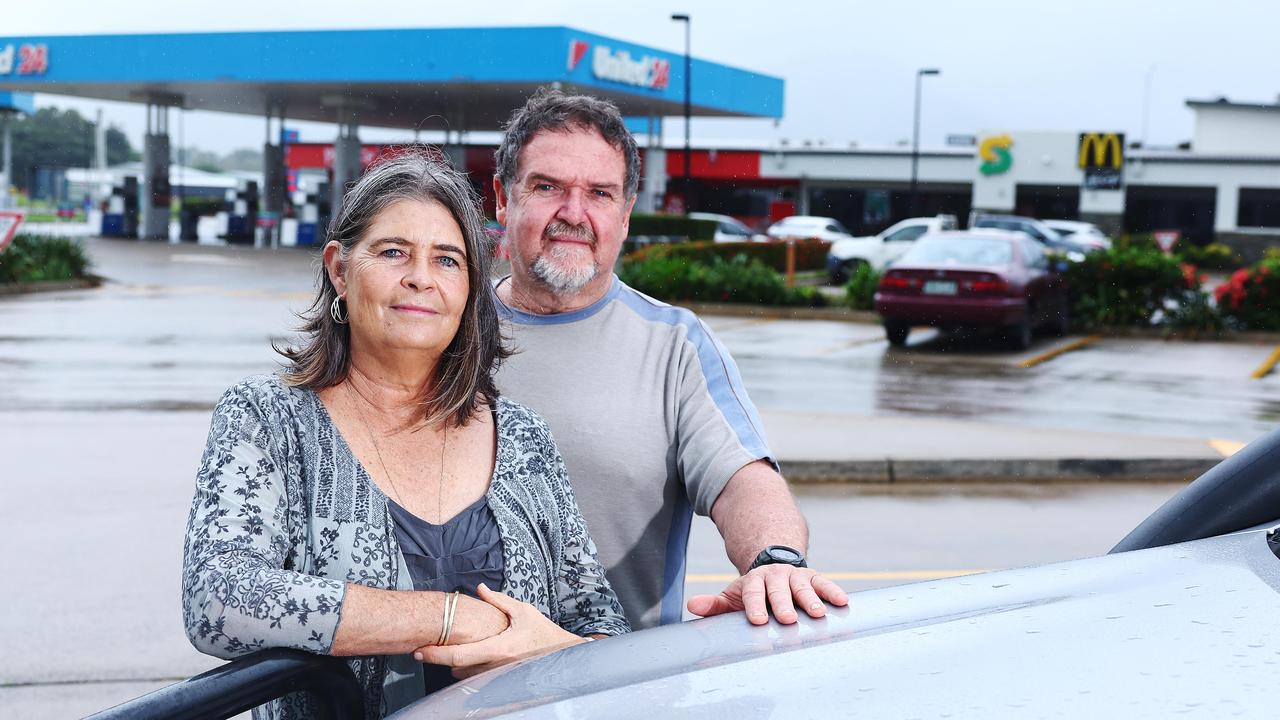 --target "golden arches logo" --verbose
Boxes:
[979,135,1013,176]
[1078,133,1123,169]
